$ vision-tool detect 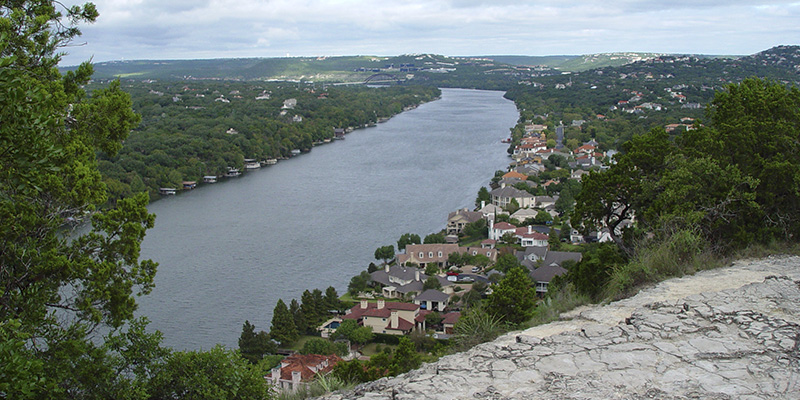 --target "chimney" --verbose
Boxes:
[360,299,368,309]
[385,263,390,273]
[489,219,494,240]
[291,371,301,391]
[415,270,420,281]
[271,367,280,385]
[481,200,486,209]
[390,311,399,329]
[377,299,385,309]
[528,225,532,234]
